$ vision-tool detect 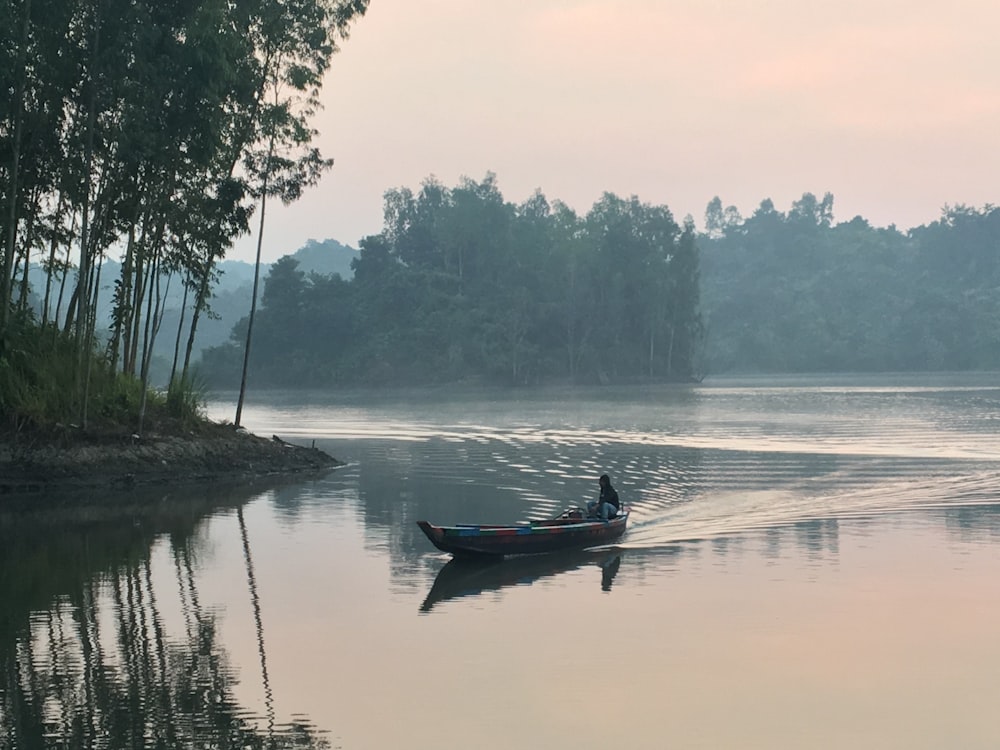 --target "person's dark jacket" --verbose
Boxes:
[600,484,620,513]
